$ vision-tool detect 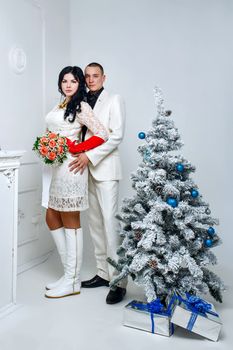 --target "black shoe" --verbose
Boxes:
[106,287,126,304]
[81,275,109,288]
